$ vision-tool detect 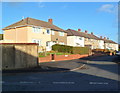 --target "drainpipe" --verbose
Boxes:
[15,27,17,43]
